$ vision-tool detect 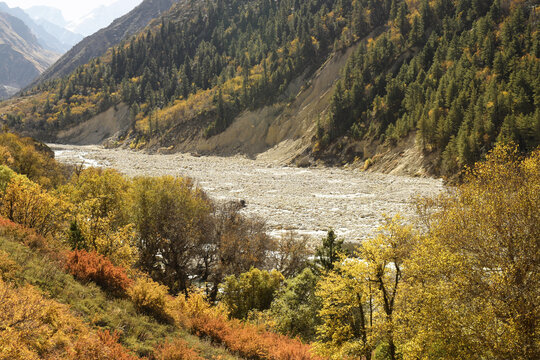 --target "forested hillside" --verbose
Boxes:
[317,0,540,175]
[6,0,364,140]
[31,0,178,84]
[0,0,538,175]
